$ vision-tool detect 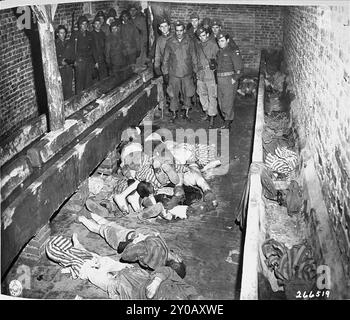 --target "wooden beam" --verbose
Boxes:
[1,84,158,278]
[31,5,65,131]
